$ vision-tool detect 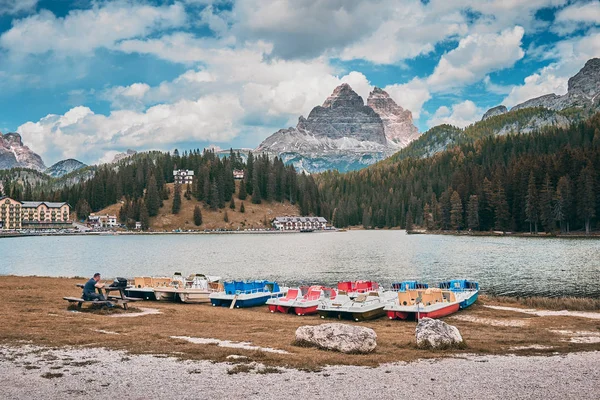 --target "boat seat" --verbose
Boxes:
[354,294,367,303]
